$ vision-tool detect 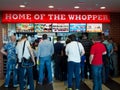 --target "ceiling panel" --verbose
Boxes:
[0,0,120,12]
